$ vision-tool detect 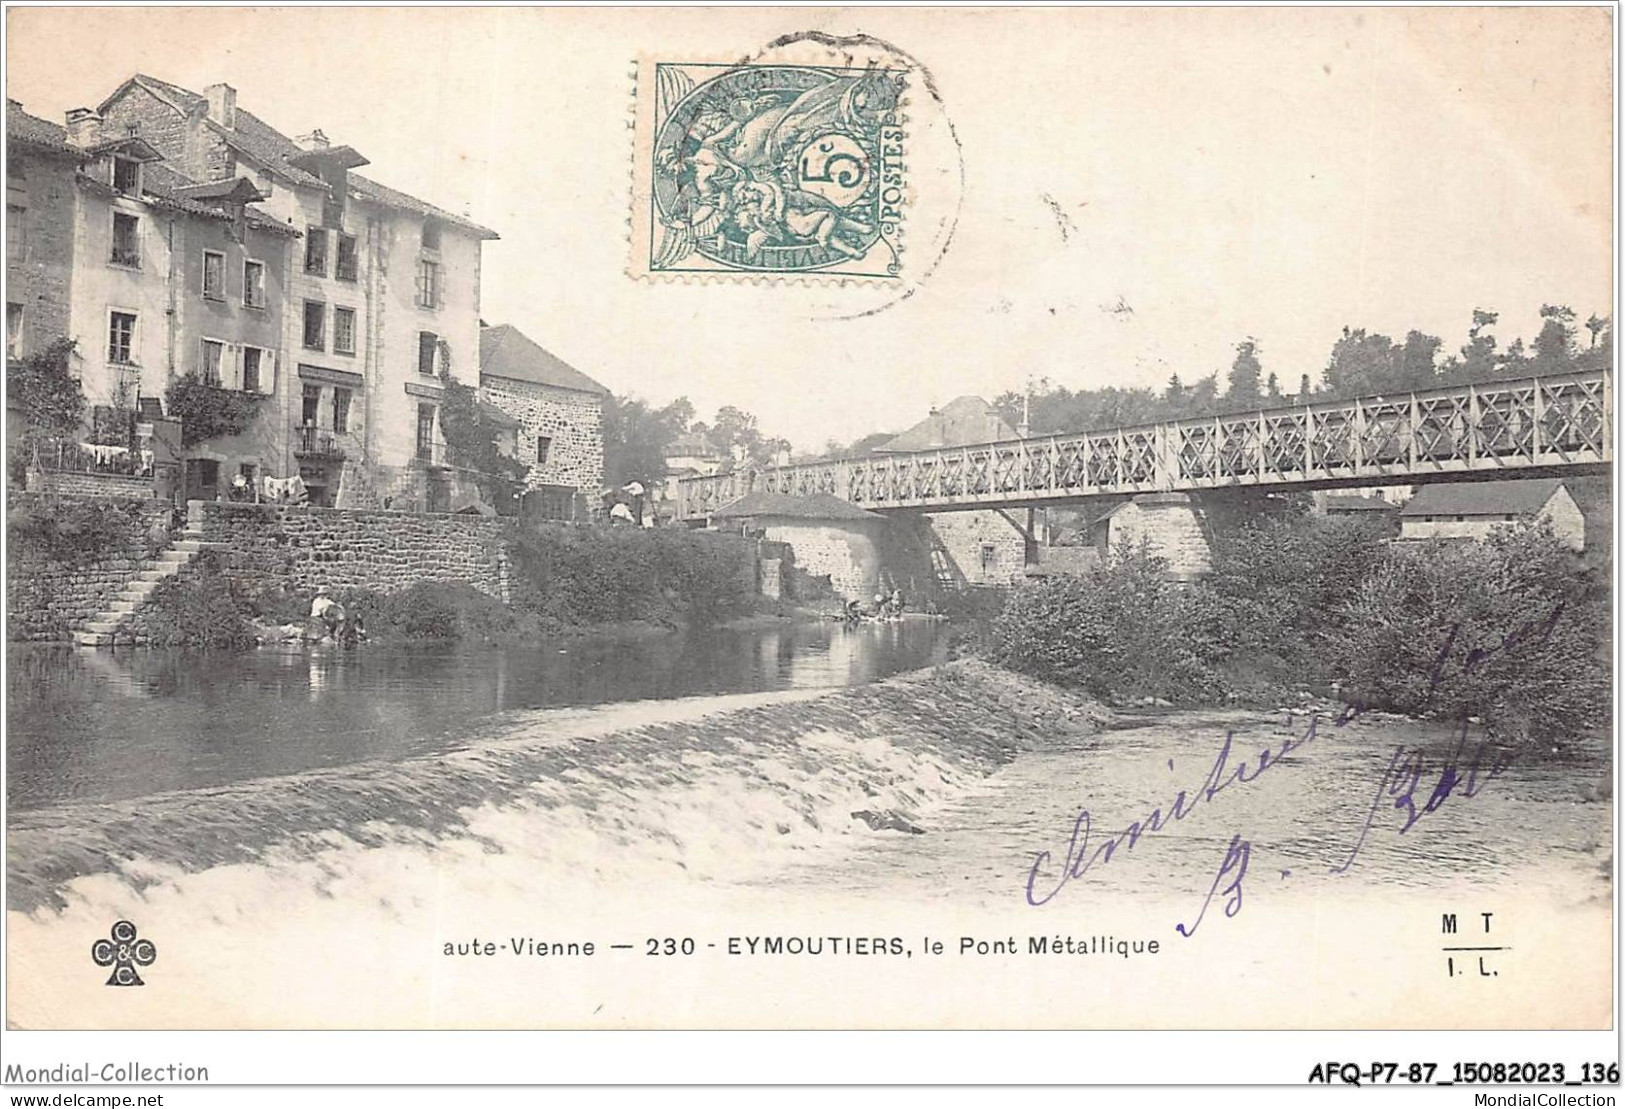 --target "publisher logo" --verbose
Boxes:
[92,920,156,986]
